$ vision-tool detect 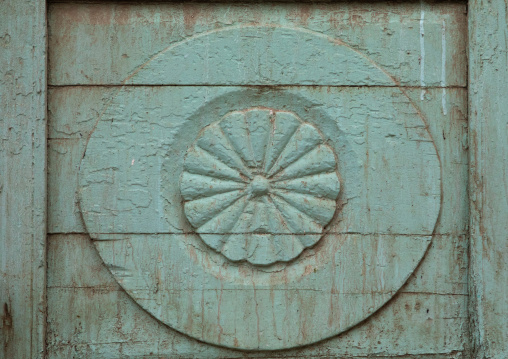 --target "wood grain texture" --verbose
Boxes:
[47,234,468,358]
[48,2,467,87]
[469,0,508,357]
[46,1,470,356]
[48,87,468,237]
[0,0,47,358]
[46,88,469,355]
